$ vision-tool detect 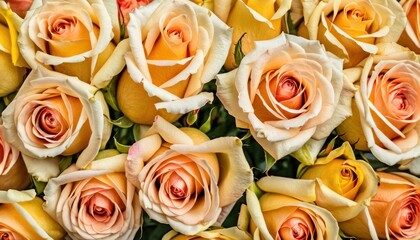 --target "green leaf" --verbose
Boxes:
[108,115,134,128]
[264,151,276,173]
[95,149,120,160]
[59,156,73,173]
[114,137,131,153]
[102,75,120,112]
[32,178,47,195]
[248,182,264,198]
[199,107,216,133]
[186,109,199,126]
[132,124,142,142]
[286,10,303,36]
[234,32,247,67]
